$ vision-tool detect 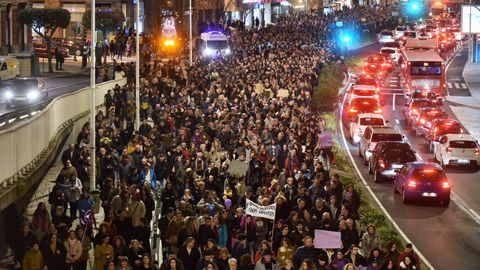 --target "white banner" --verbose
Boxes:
[243,0,261,3]
[245,199,276,220]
